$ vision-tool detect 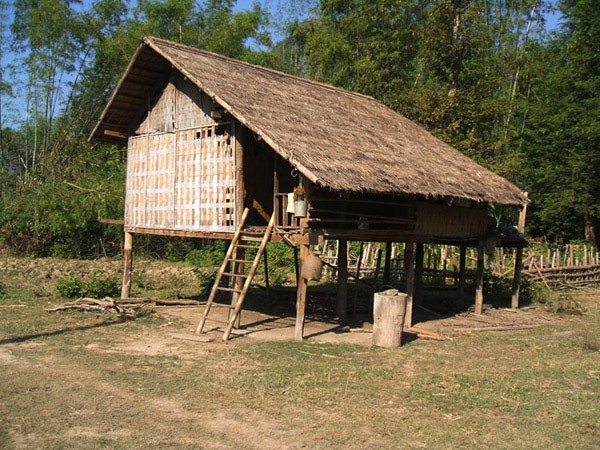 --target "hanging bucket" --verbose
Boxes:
[294,199,308,217]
